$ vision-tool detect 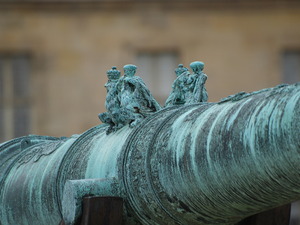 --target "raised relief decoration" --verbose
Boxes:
[100,62,209,133]
[99,64,161,134]
[165,61,208,107]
